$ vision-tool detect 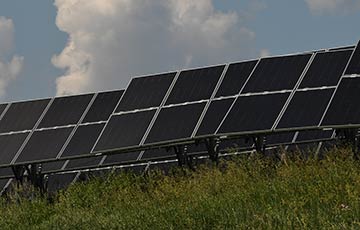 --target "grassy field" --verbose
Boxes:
[0,146,360,229]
